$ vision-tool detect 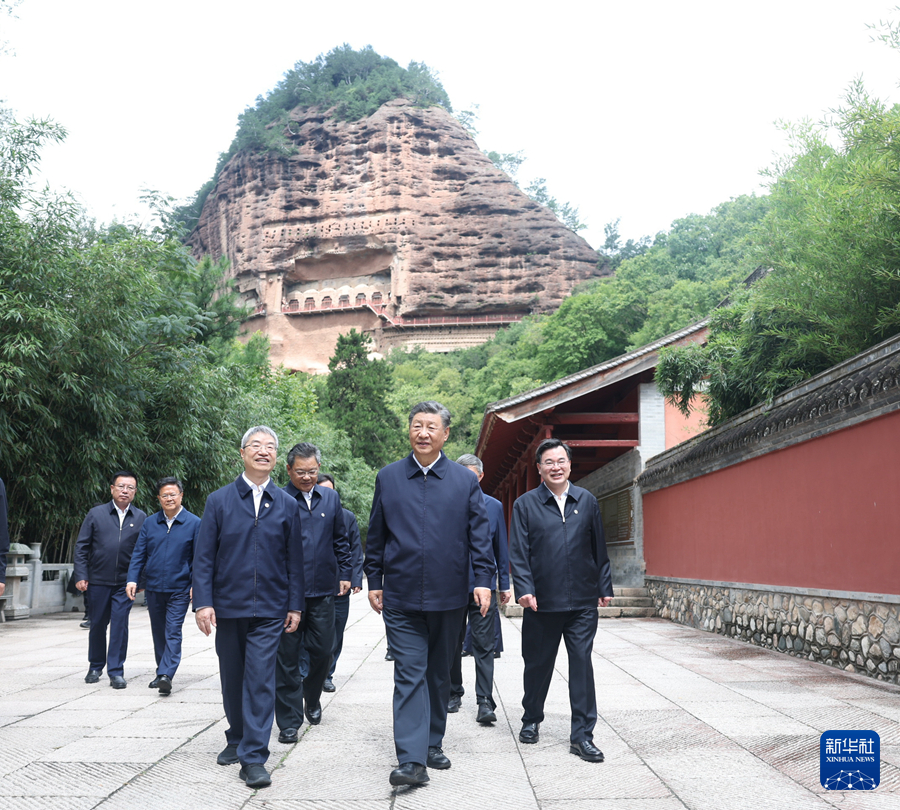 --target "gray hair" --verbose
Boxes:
[286,442,321,467]
[408,401,451,429]
[456,454,483,474]
[241,426,279,450]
